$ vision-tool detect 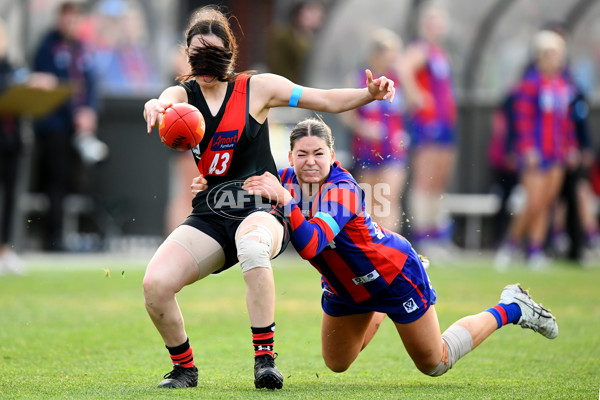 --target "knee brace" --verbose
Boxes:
[426,324,473,377]
[237,225,274,273]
